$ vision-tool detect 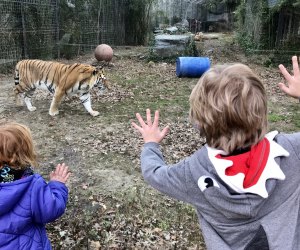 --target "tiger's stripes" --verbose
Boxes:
[14,59,108,116]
